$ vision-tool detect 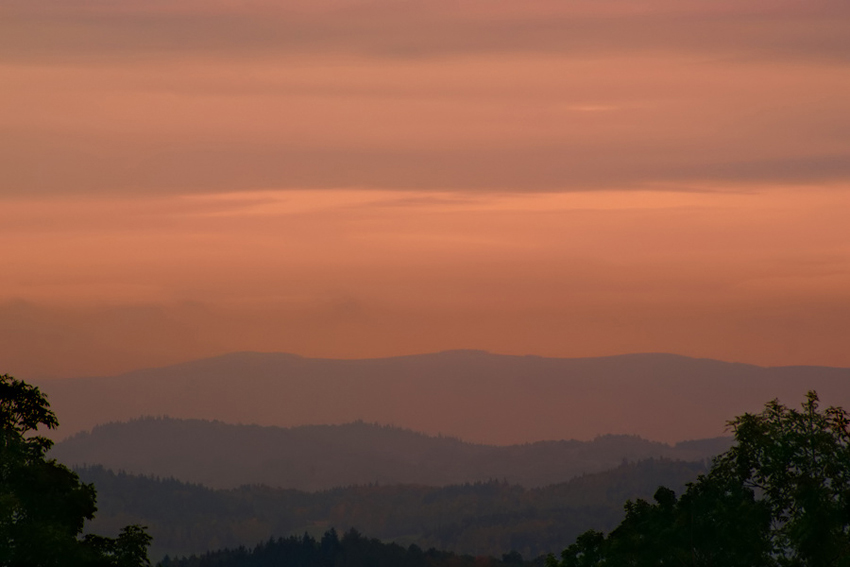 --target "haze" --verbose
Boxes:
[2,0,850,379]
